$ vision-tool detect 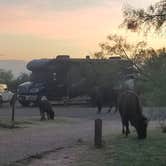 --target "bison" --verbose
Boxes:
[118,90,148,139]
[92,87,119,114]
[39,96,55,120]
